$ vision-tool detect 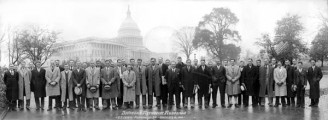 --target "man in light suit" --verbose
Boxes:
[85,61,101,110]
[17,61,32,110]
[45,61,61,111]
[60,64,73,110]
[226,59,241,108]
